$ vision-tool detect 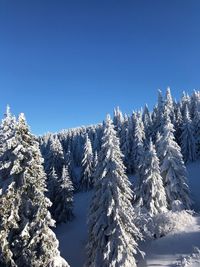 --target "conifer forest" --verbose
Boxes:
[1,88,200,267]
